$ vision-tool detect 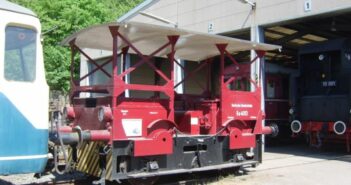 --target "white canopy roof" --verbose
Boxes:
[0,0,36,17]
[61,22,281,61]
